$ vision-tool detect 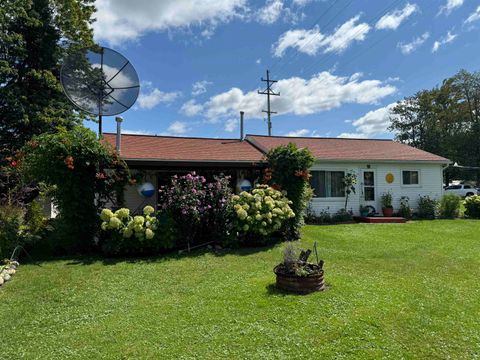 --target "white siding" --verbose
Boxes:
[309,161,445,216]
[123,171,158,214]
